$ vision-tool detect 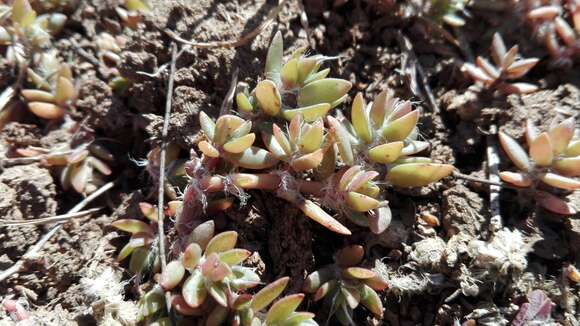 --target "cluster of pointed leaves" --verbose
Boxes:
[0,0,67,54]
[524,0,580,65]
[16,142,113,194]
[198,112,278,170]
[303,245,387,325]
[0,0,76,120]
[111,201,181,274]
[235,31,352,122]
[328,90,453,188]
[498,118,580,214]
[137,220,318,326]
[263,114,326,172]
[462,33,539,95]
